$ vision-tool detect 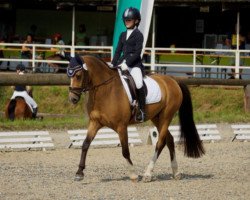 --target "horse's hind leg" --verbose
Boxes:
[117,126,138,181]
[166,130,181,180]
[143,116,168,182]
[143,112,179,182]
